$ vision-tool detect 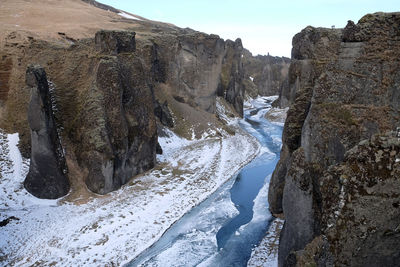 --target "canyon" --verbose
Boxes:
[0,0,399,266]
